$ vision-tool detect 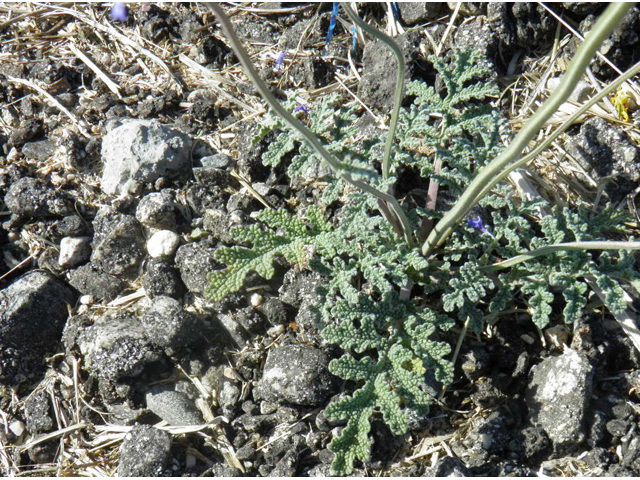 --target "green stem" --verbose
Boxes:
[479,241,640,272]
[470,58,640,208]
[421,2,634,257]
[206,3,415,247]
[341,2,405,182]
